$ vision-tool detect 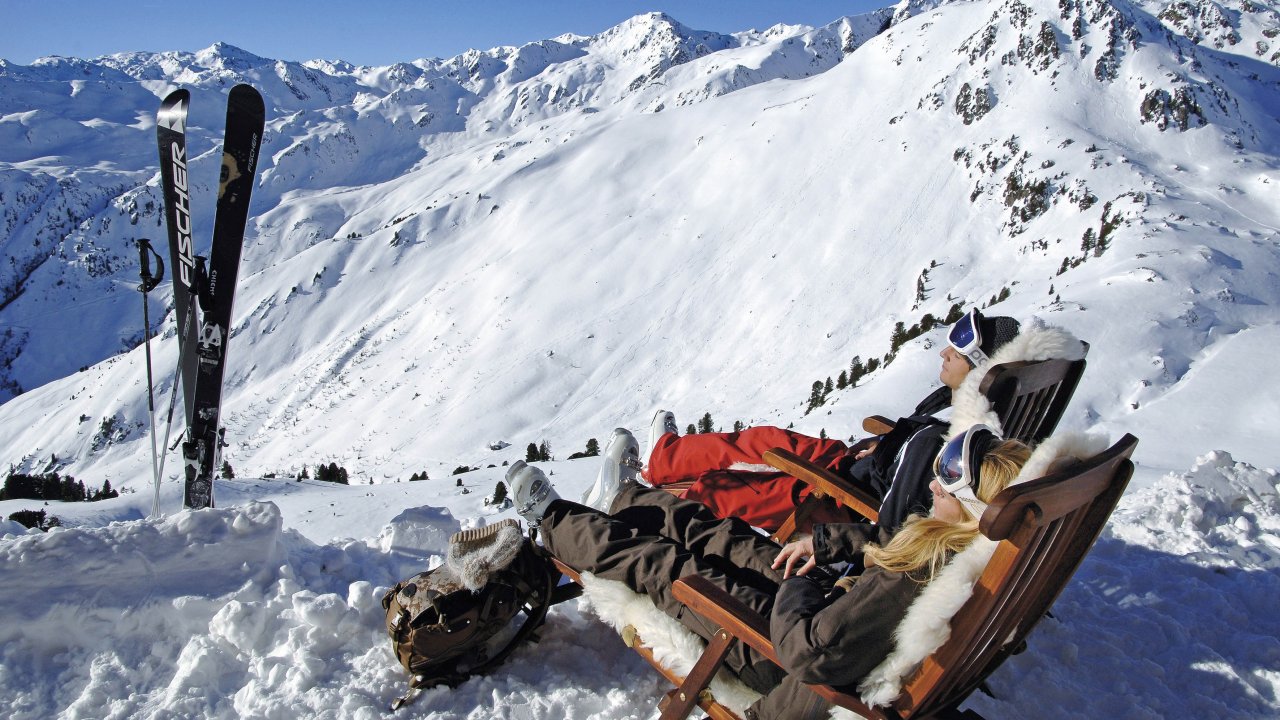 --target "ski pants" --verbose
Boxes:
[643,426,851,531]
[539,483,792,692]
